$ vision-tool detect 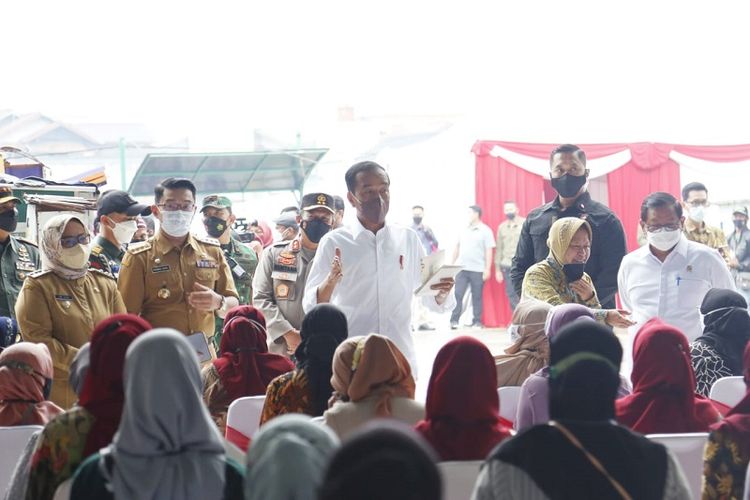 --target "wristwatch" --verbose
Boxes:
[218,295,228,314]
